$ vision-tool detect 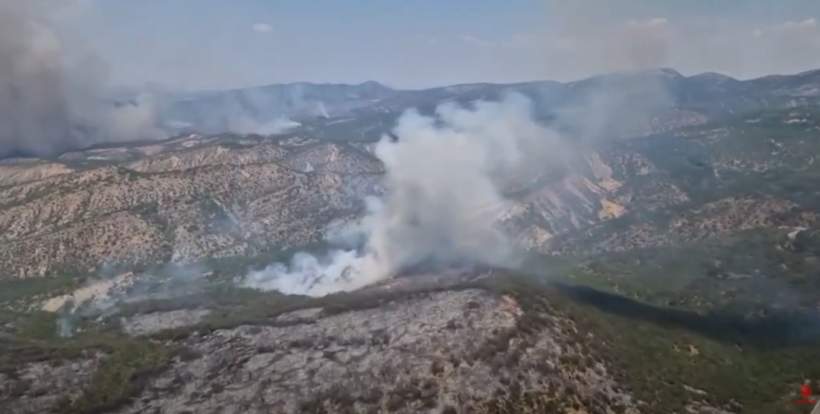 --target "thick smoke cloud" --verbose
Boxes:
[0,0,164,158]
[240,6,682,298]
[242,93,570,296]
